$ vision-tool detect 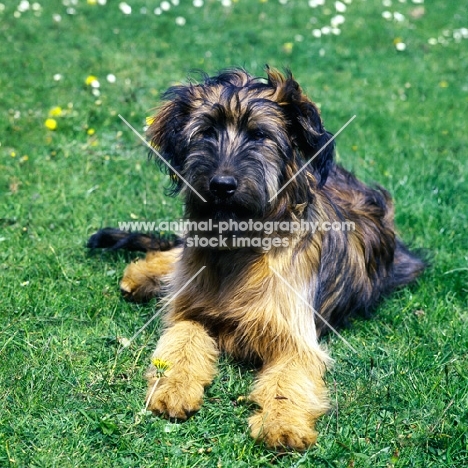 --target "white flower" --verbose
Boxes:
[117,337,131,348]
[382,0,392,6]
[453,30,462,42]
[393,11,405,22]
[106,74,116,83]
[175,16,186,26]
[331,14,345,27]
[161,1,171,10]
[382,11,392,20]
[335,1,346,12]
[18,1,30,12]
[193,0,203,6]
[312,29,322,37]
[395,42,406,51]
[53,73,63,81]
[119,2,131,14]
